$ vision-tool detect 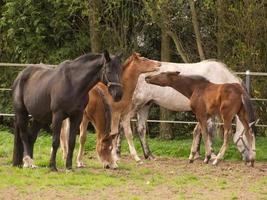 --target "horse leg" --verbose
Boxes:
[237,109,255,167]
[136,105,154,160]
[29,120,42,159]
[15,112,36,168]
[121,116,141,162]
[212,119,232,166]
[189,123,201,163]
[198,117,212,164]
[77,116,89,168]
[49,112,64,171]
[60,119,70,160]
[115,122,123,157]
[110,112,121,163]
[66,113,83,170]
